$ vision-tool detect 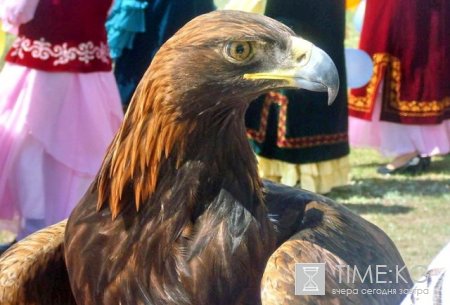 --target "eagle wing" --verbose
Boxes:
[262,181,412,305]
[0,220,75,305]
